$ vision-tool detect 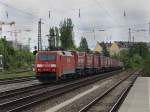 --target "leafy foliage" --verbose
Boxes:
[0,38,34,70]
[55,27,60,47]
[101,42,110,56]
[112,42,150,76]
[59,18,75,50]
[142,53,150,76]
[78,37,89,52]
[49,27,56,50]
[128,43,149,58]
[48,27,60,50]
